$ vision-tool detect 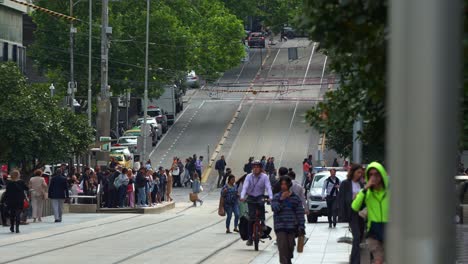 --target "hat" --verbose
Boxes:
[158,166,164,171]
